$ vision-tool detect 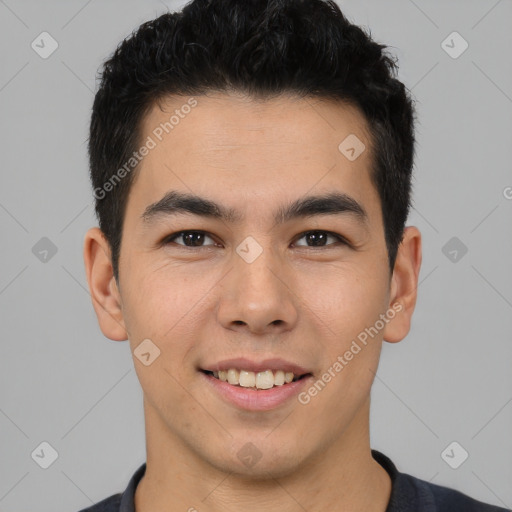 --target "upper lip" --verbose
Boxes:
[201,357,312,376]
